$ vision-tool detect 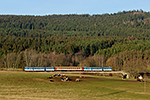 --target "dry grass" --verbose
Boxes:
[0,71,150,100]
